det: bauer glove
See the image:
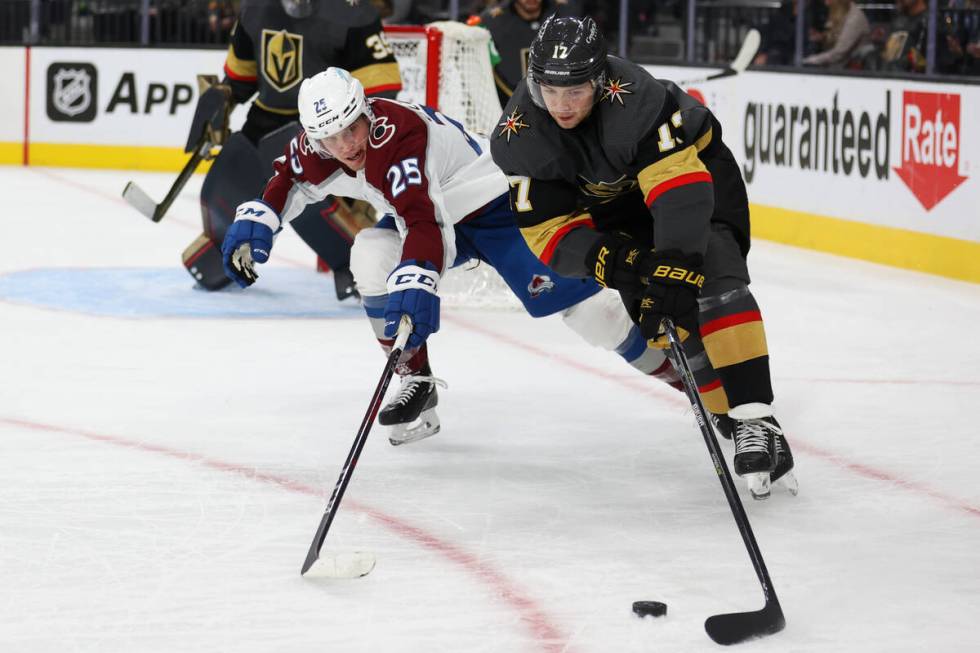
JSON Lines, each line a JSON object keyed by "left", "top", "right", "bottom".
{"left": 221, "top": 200, "right": 281, "bottom": 288}
{"left": 384, "top": 260, "right": 441, "bottom": 350}
{"left": 637, "top": 250, "right": 705, "bottom": 349}
{"left": 585, "top": 234, "right": 659, "bottom": 295}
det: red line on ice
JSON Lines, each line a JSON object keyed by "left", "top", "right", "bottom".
{"left": 1, "top": 416, "right": 573, "bottom": 653}
{"left": 443, "top": 313, "right": 980, "bottom": 521}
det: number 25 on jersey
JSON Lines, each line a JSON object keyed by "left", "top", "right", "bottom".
{"left": 387, "top": 158, "right": 422, "bottom": 197}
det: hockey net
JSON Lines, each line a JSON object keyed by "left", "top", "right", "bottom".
{"left": 384, "top": 21, "right": 519, "bottom": 310}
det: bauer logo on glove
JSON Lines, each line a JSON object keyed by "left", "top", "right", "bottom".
{"left": 652, "top": 264, "right": 704, "bottom": 288}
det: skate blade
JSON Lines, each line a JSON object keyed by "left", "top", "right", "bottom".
{"left": 303, "top": 552, "right": 376, "bottom": 579}
{"left": 388, "top": 409, "right": 441, "bottom": 446}
{"left": 774, "top": 471, "right": 799, "bottom": 496}
{"left": 745, "top": 472, "right": 772, "bottom": 500}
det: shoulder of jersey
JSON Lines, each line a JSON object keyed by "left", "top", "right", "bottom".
{"left": 362, "top": 100, "right": 427, "bottom": 171}
{"left": 490, "top": 83, "right": 559, "bottom": 175}
{"left": 597, "top": 56, "right": 667, "bottom": 142}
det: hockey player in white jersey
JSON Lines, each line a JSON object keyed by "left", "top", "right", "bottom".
{"left": 220, "top": 67, "right": 732, "bottom": 445}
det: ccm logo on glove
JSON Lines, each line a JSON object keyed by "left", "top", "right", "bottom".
{"left": 389, "top": 266, "right": 439, "bottom": 293}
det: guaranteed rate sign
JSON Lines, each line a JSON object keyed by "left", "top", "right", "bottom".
{"left": 893, "top": 91, "right": 969, "bottom": 211}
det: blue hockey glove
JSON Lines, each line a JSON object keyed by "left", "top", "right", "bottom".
{"left": 384, "top": 260, "right": 441, "bottom": 350}
{"left": 221, "top": 200, "right": 281, "bottom": 288}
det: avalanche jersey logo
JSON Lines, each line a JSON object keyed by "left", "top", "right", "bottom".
{"left": 497, "top": 109, "right": 530, "bottom": 142}
{"left": 369, "top": 116, "right": 396, "bottom": 148}
{"left": 261, "top": 29, "right": 304, "bottom": 92}
{"left": 601, "top": 77, "right": 633, "bottom": 106}
{"left": 527, "top": 274, "right": 555, "bottom": 298}
{"left": 298, "top": 132, "right": 316, "bottom": 156}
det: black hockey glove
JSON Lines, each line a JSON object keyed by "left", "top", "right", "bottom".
{"left": 585, "top": 234, "right": 659, "bottom": 295}
{"left": 637, "top": 250, "right": 705, "bottom": 349}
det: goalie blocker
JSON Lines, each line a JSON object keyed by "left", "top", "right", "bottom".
{"left": 183, "top": 124, "right": 376, "bottom": 295}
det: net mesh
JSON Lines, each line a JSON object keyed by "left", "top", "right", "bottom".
{"left": 386, "top": 21, "right": 504, "bottom": 136}
{"left": 385, "top": 22, "right": 519, "bottom": 309}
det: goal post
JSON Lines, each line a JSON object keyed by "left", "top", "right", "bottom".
{"left": 384, "top": 21, "right": 504, "bottom": 137}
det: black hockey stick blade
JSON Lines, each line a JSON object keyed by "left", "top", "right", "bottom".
{"left": 705, "top": 599, "right": 785, "bottom": 645}
{"left": 122, "top": 139, "right": 210, "bottom": 222}
{"left": 659, "top": 318, "right": 786, "bottom": 645}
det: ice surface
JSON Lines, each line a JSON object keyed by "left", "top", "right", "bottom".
{"left": 1, "top": 167, "right": 978, "bottom": 652}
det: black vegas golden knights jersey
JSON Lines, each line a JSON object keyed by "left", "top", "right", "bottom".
{"left": 490, "top": 55, "right": 751, "bottom": 280}
{"left": 223, "top": 0, "right": 401, "bottom": 116}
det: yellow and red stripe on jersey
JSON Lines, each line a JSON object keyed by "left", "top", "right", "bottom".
{"left": 700, "top": 310, "right": 769, "bottom": 368}
{"left": 697, "top": 378, "right": 731, "bottom": 416}
{"left": 351, "top": 62, "right": 402, "bottom": 96}
{"left": 519, "top": 212, "right": 595, "bottom": 265}
{"left": 637, "top": 144, "right": 712, "bottom": 207}
{"left": 223, "top": 45, "right": 257, "bottom": 82}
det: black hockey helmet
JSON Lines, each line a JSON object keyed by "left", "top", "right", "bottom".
{"left": 527, "top": 15, "right": 608, "bottom": 109}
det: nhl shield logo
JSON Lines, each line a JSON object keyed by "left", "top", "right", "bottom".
{"left": 46, "top": 62, "right": 98, "bottom": 122}
{"left": 262, "top": 29, "right": 304, "bottom": 93}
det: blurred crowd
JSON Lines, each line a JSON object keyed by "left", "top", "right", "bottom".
{"left": 1, "top": 0, "right": 977, "bottom": 76}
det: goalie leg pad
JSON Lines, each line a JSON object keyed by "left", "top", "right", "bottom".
{"left": 182, "top": 233, "right": 232, "bottom": 291}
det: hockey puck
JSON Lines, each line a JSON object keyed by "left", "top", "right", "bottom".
{"left": 632, "top": 600, "right": 667, "bottom": 618}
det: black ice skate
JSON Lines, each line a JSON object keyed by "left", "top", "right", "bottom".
{"left": 730, "top": 403, "right": 782, "bottom": 500}
{"left": 710, "top": 412, "right": 735, "bottom": 440}
{"left": 772, "top": 432, "right": 798, "bottom": 496}
{"left": 379, "top": 375, "right": 447, "bottom": 446}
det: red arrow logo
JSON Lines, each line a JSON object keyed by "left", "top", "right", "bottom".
{"left": 893, "top": 91, "right": 968, "bottom": 211}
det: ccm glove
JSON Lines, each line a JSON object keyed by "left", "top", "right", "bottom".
{"left": 221, "top": 200, "right": 281, "bottom": 288}
{"left": 585, "top": 234, "right": 659, "bottom": 295}
{"left": 637, "top": 250, "right": 705, "bottom": 348}
{"left": 384, "top": 260, "right": 441, "bottom": 350}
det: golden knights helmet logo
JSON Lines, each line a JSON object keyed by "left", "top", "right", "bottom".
{"left": 261, "top": 28, "right": 304, "bottom": 92}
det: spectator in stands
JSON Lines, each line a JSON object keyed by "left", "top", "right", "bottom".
{"left": 469, "top": 0, "right": 583, "bottom": 107}
{"left": 804, "top": 0, "right": 872, "bottom": 67}
{"left": 207, "top": 0, "right": 238, "bottom": 43}
{"left": 880, "top": 0, "right": 962, "bottom": 72}
{"left": 948, "top": 0, "right": 980, "bottom": 74}
{"left": 754, "top": 0, "right": 797, "bottom": 65}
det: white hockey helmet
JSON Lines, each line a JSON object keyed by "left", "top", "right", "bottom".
{"left": 298, "top": 68, "right": 370, "bottom": 156}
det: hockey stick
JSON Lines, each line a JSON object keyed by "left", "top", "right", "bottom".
{"left": 676, "top": 28, "right": 760, "bottom": 86}
{"left": 657, "top": 318, "right": 785, "bottom": 645}
{"left": 300, "top": 315, "right": 413, "bottom": 578}
{"left": 122, "top": 138, "right": 213, "bottom": 223}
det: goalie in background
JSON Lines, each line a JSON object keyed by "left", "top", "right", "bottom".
{"left": 180, "top": 0, "right": 402, "bottom": 298}
{"left": 220, "top": 67, "right": 718, "bottom": 447}
{"left": 490, "top": 16, "right": 797, "bottom": 499}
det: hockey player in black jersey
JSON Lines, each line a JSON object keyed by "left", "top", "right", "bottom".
{"left": 181, "top": 0, "right": 402, "bottom": 296}
{"left": 490, "top": 15, "right": 796, "bottom": 499}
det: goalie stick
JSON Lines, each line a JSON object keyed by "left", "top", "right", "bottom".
{"left": 676, "top": 28, "right": 760, "bottom": 87}
{"left": 121, "top": 138, "right": 213, "bottom": 223}
{"left": 300, "top": 315, "right": 413, "bottom": 579}
{"left": 654, "top": 318, "right": 785, "bottom": 645}
{"left": 122, "top": 77, "right": 230, "bottom": 223}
